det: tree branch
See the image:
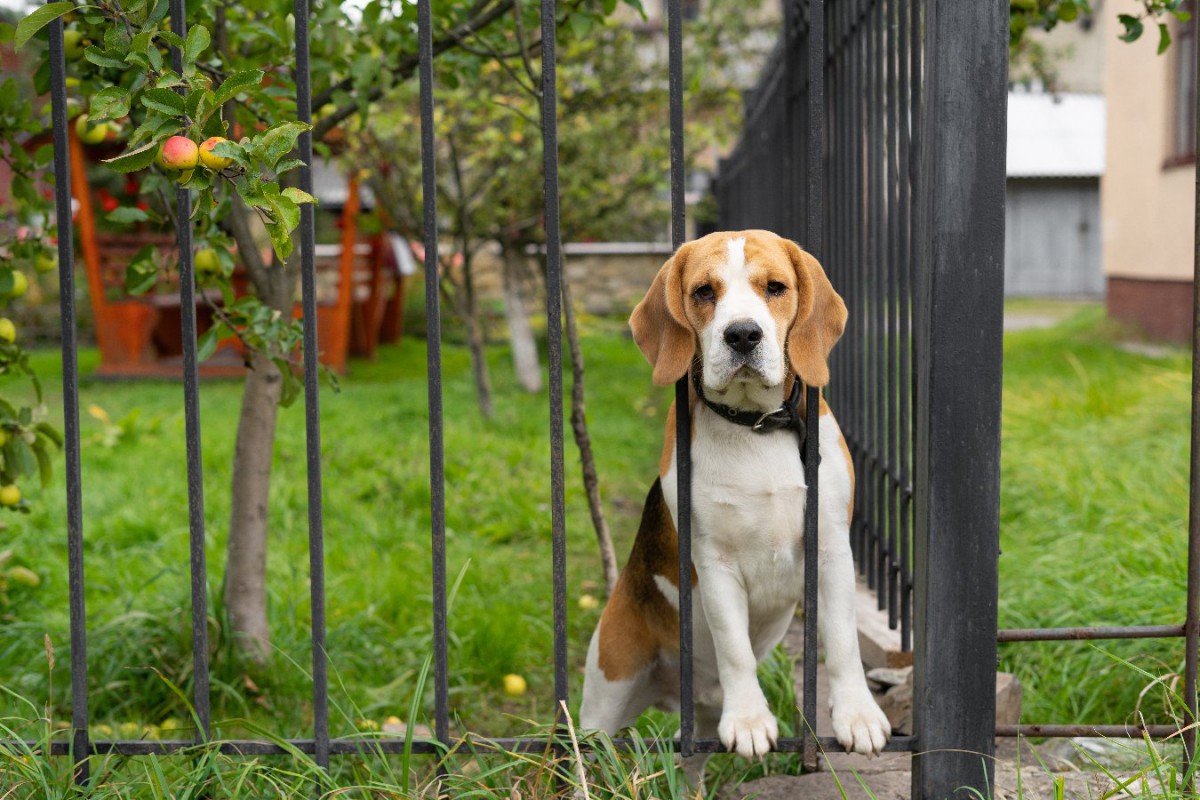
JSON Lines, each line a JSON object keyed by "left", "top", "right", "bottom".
{"left": 311, "top": 0, "right": 516, "bottom": 140}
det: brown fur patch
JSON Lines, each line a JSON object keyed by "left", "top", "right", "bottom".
{"left": 836, "top": 422, "right": 855, "bottom": 520}
{"left": 597, "top": 479, "right": 694, "bottom": 681}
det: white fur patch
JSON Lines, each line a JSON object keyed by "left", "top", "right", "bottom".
{"left": 699, "top": 238, "right": 786, "bottom": 410}
{"left": 653, "top": 574, "right": 680, "bottom": 610}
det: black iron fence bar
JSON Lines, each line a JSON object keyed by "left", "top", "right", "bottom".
{"left": 539, "top": 0, "right": 569, "bottom": 716}
{"left": 847, "top": 0, "right": 862, "bottom": 571}
{"left": 47, "top": 13, "right": 90, "bottom": 787}
{"left": 851, "top": 5, "right": 866, "bottom": 580}
{"left": 292, "top": 0, "right": 330, "bottom": 773}
{"left": 911, "top": 0, "right": 1006, "bottom": 796}
{"left": 801, "top": 0, "right": 824, "bottom": 774}
{"left": 167, "top": 0, "right": 212, "bottom": 746}
{"left": 998, "top": 625, "right": 1187, "bottom": 642}
{"left": 36, "top": 733, "right": 919, "bottom": 758}
{"left": 869, "top": 0, "right": 884, "bottom": 607}
{"left": 667, "top": 0, "right": 695, "bottom": 760}
{"left": 1184, "top": 11, "right": 1200, "bottom": 782}
{"left": 899, "top": 0, "right": 915, "bottom": 655}
{"left": 884, "top": 0, "right": 899, "bottom": 633}
{"left": 416, "top": 0, "right": 450, "bottom": 750}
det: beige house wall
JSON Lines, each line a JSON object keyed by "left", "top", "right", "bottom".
{"left": 1102, "top": 0, "right": 1195, "bottom": 283}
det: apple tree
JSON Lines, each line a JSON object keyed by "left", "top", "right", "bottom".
{"left": 5, "top": 0, "right": 618, "bottom": 662}
{"left": 356, "top": 0, "right": 773, "bottom": 592}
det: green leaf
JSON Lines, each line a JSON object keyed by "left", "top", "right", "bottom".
{"left": 158, "top": 30, "right": 184, "bottom": 49}
{"left": 254, "top": 121, "right": 309, "bottom": 170}
{"left": 14, "top": 2, "right": 74, "bottom": 50}
{"left": 276, "top": 360, "right": 301, "bottom": 407}
{"left": 102, "top": 139, "right": 162, "bottom": 173}
{"left": 34, "top": 423, "right": 63, "bottom": 449}
{"left": 124, "top": 246, "right": 160, "bottom": 295}
{"left": 184, "top": 24, "right": 210, "bottom": 64}
{"left": 210, "top": 138, "right": 248, "bottom": 165}
{"left": 569, "top": 11, "right": 594, "bottom": 40}
{"left": 281, "top": 187, "right": 317, "bottom": 205}
{"left": 213, "top": 69, "right": 263, "bottom": 106}
{"left": 1157, "top": 23, "right": 1171, "bottom": 54}
{"left": 196, "top": 327, "right": 219, "bottom": 362}
{"left": 1118, "top": 13, "right": 1144, "bottom": 43}
{"left": 274, "top": 157, "right": 306, "bottom": 175}
{"left": 142, "top": 87, "right": 185, "bottom": 116}
{"left": 129, "top": 29, "right": 154, "bottom": 54}
{"left": 32, "top": 441, "right": 52, "bottom": 488}
{"left": 89, "top": 86, "right": 131, "bottom": 120}
{"left": 148, "top": 0, "right": 169, "bottom": 24}
{"left": 105, "top": 206, "right": 150, "bottom": 224}
{"left": 4, "top": 438, "right": 37, "bottom": 480}
{"left": 84, "top": 46, "right": 127, "bottom": 69}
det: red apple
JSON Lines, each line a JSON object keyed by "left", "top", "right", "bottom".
{"left": 159, "top": 136, "right": 199, "bottom": 170}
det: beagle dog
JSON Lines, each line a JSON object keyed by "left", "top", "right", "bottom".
{"left": 579, "top": 230, "right": 890, "bottom": 767}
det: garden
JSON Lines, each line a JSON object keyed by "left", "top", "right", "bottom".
{"left": 0, "top": 301, "right": 1193, "bottom": 795}
{"left": 1, "top": 0, "right": 1197, "bottom": 795}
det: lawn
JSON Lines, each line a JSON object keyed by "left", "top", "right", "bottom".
{"left": 0, "top": 316, "right": 669, "bottom": 744}
{"left": 0, "top": 302, "right": 1193, "bottom": 794}
{"left": 998, "top": 305, "right": 1192, "bottom": 725}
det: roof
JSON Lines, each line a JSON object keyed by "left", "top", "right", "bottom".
{"left": 1007, "top": 92, "right": 1105, "bottom": 178}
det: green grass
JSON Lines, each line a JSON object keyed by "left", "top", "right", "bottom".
{"left": 0, "top": 303, "right": 1194, "bottom": 795}
{"left": 998, "top": 305, "right": 1192, "bottom": 724}
{"left": 1, "top": 316, "right": 674, "bottom": 735}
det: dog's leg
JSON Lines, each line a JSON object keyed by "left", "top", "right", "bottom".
{"left": 816, "top": 415, "right": 891, "bottom": 756}
{"left": 579, "top": 627, "right": 657, "bottom": 735}
{"left": 695, "top": 568, "right": 778, "bottom": 760}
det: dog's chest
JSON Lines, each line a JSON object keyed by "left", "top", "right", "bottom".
{"left": 664, "top": 408, "right": 807, "bottom": 594}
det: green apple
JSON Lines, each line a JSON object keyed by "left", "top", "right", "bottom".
{"left": 63, "top": 30, "right": 85, "bottom": 59}
{"left": 35, "top": 253, "right": 57, "bottom": 273}
{"left": 193, "top": 248, "right": 221, "bottom": 274}
{"left": 75, "top": 114, "right": 109, "bottom": 145}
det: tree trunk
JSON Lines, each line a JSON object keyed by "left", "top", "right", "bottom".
{"left": 560, "top": 276, "right": 618, "bottom": 594}
{"left": 462, "top": 304, "right": 495, "bottom": 419}
{"left": 224, "top": 349, "right": 284, "bottom": 662}
{"left": 220, "top": 194, "right": 297, "bottom": 662}
{"left": 502, "top": 249, "right": 542, "bottom": 393}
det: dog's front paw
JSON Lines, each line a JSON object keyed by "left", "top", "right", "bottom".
{"left": 718, "top": 699, "right": 778, "bottom": 760}
{"left": 829, "top": 691, "right": 891, "bottom": 756}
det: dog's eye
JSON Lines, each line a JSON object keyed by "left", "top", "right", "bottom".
{"left": 692, "top": 284, "right": 715, "bottom": 302}
{"left": 766, "top": 281, "right": 787, "bottom": 297}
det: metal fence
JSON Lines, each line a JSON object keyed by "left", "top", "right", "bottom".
{"left": 29, "top": 0, "right": 1199, "bottom": 798}
{"left": 718, "top": 0, "right": 1200, "bottom": 794}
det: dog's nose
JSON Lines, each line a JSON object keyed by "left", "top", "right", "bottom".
{"left": 724, "top": 320, "right": 763, "bottom": 354}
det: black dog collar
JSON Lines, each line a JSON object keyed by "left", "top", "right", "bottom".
{"left": 690, "top": 369, "right": 808, "bottom": 439}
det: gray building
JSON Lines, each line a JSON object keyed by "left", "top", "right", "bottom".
{"left": 1005, "top": 92, "right": 1105, "bottom": 297}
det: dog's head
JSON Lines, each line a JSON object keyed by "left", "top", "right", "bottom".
{"left": 629, "top": 230, "right": 846, "bottom": 408}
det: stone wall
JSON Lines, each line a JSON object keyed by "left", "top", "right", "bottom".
{"left": 469, "top": 242, "right": 673, "bottom": 317}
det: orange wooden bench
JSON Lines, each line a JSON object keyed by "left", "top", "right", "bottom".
{"left": 68, "top": 123, "right": 394, "bottom": 377}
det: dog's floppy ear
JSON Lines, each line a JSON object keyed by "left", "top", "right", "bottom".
{"left": 630, "top": 242, "right": 695, "bottom": 386}
{"left": 784, "top": 241, "right": 847, "bottom": 387}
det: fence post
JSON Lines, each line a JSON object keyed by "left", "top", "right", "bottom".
{"left": 911, "top": 0, "right": 1007, "bottom": 797}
